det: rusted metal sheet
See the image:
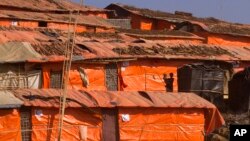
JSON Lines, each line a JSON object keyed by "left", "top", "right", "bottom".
{"left": 80, "top": 41, "right": 250, "bottom": 61}
{"left": 11, "top": 89, "right": 216, "bottom": 109}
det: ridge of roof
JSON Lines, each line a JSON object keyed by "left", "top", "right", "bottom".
{"left": 0, "top": 0, "right": 109, "bottom": 12}
{"left": 0, "top": 10, "right": 114, "bottom": 28}
{"left": 11, "top": 89, "right": 215, "bottom": 108}
{"left": 117, "top": 29, "right": 205, "bottom": 40}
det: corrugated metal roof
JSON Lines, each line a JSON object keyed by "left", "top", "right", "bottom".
{"left": 80, "top": 41, "right": 250, "bottom": 61}
{"left": 0, "top": 91, "right": 23, "bottom": 108}
{"left": 11, "top": 89, "right": 215, "bottom": 108}
{"left": 10, "top": 89, "right": 224, "bottom": 134}
{"left": 0, "top": 0, "right": 109, "bottom": 12}
{"left": 0, "top": 10, "right": 113, "bottom": 28}
{"left": 107, "top": 3, "right": 250, "bottom": 37}
{"left": 0, "top": 26, "right": 249, "bottom": 62}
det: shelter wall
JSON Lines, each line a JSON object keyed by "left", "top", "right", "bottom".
{"left": 0, "top": 19, "right": 38, "bottom": 28}
{"left": 31, "top": 108, "right": 102, "bottom": 141}
{"left": 130, "top": 14, "right": 153, "bottom": 30}
{"left": 42, "top": 63, "right": 106, "bottom": 90}
{"left": 123, "top": 13, "right": 175, "bottom": 30}
{"left": 118, "top": 108, "right": 205, "bottom": 141}
{"left": 84, "top": 12, "right": 108, "bottom": 19}
{"left": 47, "top": 23, "right": 87, "bottom": 32}
{"left": 119, "top": 60, "right": 195, "bottom": 92}
{"left": 0, "top": 109, "right": 21, "bottom": 141}
{"left": 194, "top": 32, "right": 250, "bottom": 46}
{"left": 0, "top": 19, "right": 111, "bottom": 33}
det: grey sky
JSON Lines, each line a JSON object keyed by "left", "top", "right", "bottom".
{"left": 73, "top": 0, "right": 250, "bottom": 24}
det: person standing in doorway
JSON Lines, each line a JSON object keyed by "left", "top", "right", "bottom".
{"left": 163, "top": 73, "right": 174, "bottom": 92}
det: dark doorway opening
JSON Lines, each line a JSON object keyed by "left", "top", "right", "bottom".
{"left": 229, "top": 68, "right": 250, "bottom": 113}
{"left": 38, "top": 21, "right": 48, "bottom": 27}
{"left": 102, "top": 109, "right": 119, "bottom": 141}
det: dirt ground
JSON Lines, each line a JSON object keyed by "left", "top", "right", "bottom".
{"left": 207, "top": 112, "right": 250, "bottom": 141}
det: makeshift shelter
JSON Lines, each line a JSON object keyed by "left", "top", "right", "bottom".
{"left": 106, "top": 3, "right": 250, "bottom": 47}
{"left": 0, "top": 10, "right": 114, "bottom": 32}
{"left": 106, "top": 3, "right": 177, "bottom": 30}
{"left": 177, "top": 63, "right": 232, "bottom": 109}
{"left": 1, "top": 27, "right": 250, "bottom": 92}
{"left": 0, "top": 0, "right": 112, "bottom": 18}
{"left": 0, "top": 42, "right": 43, "bottom": 89}
{"left": 0, "top": 91, "right": 23, "bottom": 141}
{"left": 42, "top": 63, "right": 106, "bottom": 90}
{"left": 11, "top": 89, "right": 225, "bottom": 141}
{"left": 78, "top": 41, "right": 250, "bottom": 92}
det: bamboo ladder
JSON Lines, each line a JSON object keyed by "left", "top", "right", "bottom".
{"left": 57, "top": 0, "right": 83, "bottom": 140}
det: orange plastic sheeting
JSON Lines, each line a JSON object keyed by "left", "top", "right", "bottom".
{"left": 85, "top": 13, "right": 108, "bottom": 19}
{"left": 42, "top": 63, "right": 106, "bottom": 90}
{"left": 119, "top": 108, "right": 205, "bottom": 141}
{"left": 196, "top": 32, "right": 250, "bottom": 46}
{"left": 140, "top": 20, "right": 153, "bottom": 30}
{"left": 68, "top": 66, "right": 106, "bottom": 90}
{"left": 119, "top": 61, "right": 178, "bottom": 91}
{"left": 19, "top": 21, "right": 38, "bottom": 28}
{"left": 31, "top": 108, "right": 102, "bottom": 141}
{"left": 96, "top": 27, "right": 115, "bottom": 33}
{"left": 205, "top": 108, "right": 225, "bottom": 135}
{"left": 0, "top": 109, "right": 21, "bottom": 141}
{"left": 0, "top": 19, "right": 11, "bottom": 26}
{"left": 48, "top": 23, "right": 87, "bottom": 33}
{"left": 131, "top": 15, "right": 154, "bottom": 30}
{"left": 208, "top": 35, "right": 250, "bottom": 46}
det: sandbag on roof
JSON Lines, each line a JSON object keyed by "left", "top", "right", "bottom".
{"left": 0, "top": 42, "right": 42, "bottom": 63}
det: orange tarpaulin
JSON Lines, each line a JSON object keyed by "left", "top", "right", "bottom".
{"left": 119, "top": 108, "right": 205, "bottom": 141}
{"left": 42, "top": 63, "right": 106, "bottom": 90}
{"left": 195, "top": 32, "right": 250, "bottom": 46}
{"left": 0, "top": 109, "right": 21, "bottom": 141}
{"left": 140, "top": 20, "right": 153, "bottom": 30}
{"left": 31, "top": 108, "right": 102, "bottom": 141}
{"left": 119, "top": 61, "right": 178, "bottom": 91}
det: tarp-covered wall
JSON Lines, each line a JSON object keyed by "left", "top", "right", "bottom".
{"left": 31, "top": 108, "right": 102, "bottom": 141}
{"left": 42, "top": 63, "right": 106, "bottom": 90}
{"left": 119, "top": 60, "right": 182, "bottom": 91}
{"left": 130, "top": 14, "right": 154, "bottom": 30}
{"left": 118, "top": 108, "right": 205, "bottom": 141}
{"left": 194, "top": 32, "right": 250, "bottom": 46}
{"left": 0, "top": 109, "right": 21, "bottom": 141}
